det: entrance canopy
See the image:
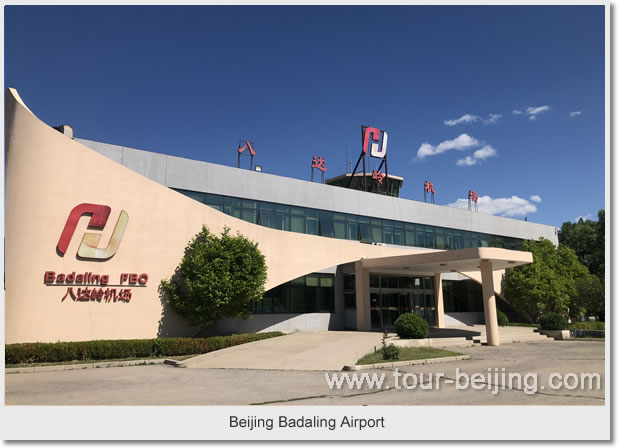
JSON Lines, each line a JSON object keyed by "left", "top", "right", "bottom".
{"left": 354, "top": 247, "right": 533, "bottom": 346}
{"left": 358, "top": 247, "right": 532, "bottom": 273}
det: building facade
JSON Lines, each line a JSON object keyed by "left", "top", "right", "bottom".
{"left": 5, "top": 88, "right": 557, "bottom": 345}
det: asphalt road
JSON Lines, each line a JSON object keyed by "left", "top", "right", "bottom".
{"left": 5, "top": 340, "right": 605, "bottom": 406}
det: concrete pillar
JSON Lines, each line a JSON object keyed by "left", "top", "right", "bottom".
{"left": 480, "top": 260, "right": 500, "bottom": 346}
{"left": 334, "top": 265, "right": 345, "bottom": 330}
{"left": 354, "top": 260, "right": 371, "bottom": 331}
{"left": 434, "top": 272, "right": 445, "bottom": 328}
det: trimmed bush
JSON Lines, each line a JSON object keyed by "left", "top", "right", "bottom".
{"left": 569, "top": 321, "right": 605, "bottom": 331}
{"left": 497, "top": 310, "right": 509, "bottom": 327}
{"left": 5, "top": 332, "right": 284, "bottom": 365}
{"left": 393, "top": 313, "right": 429, "bottom": 339}
{"left": 382, "top": 344, "right": 400, "bottom": 361}
{"left": 538, "top": 313, "right": 568, "bottom": 331}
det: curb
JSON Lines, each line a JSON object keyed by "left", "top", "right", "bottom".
{"left": 342, "top": 355, "right": 470, "bottom": 371}
{"left": 5, "top": 358, "right": 172, "bottom": 374}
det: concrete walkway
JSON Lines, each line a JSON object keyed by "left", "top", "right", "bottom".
{"left": 183, "top": 331, "right": 383, "bottom": 371}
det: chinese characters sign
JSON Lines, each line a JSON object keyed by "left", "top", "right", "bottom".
{"left": 372, "top": 170, "right": 385, "bottom": 184}
{"left": 44, "top": 271, "right": 148, "bottom": 304}
{"left": 424, "top": 181, "right": 436, "bottom": 194}
{"left": 312, "top": 156, "right": 327, "bottom": 172}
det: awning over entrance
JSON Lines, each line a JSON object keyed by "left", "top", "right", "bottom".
{"left": 357, "top": 247, "right": 532, "bottom": 272}
{"left": 354, "top": 247, "right": 533, "bottom": 346}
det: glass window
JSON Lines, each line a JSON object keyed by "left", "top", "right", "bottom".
{"left": 370, "top": 274, "right": 380, "bottom": 288}
{"left": 392, "top": 222, "right": 404, "bottom": 246}
{"left": 290, "top": 215, "right": 304, "bottom": 233}
{"left": 371, "top": 219, "right": 383, "bottom": 243}
{"left": 275, "top": 204, "right": 290, "bottom": 213}
{"left": 275, "top": 212, "right": 289, "bottom": 231}
{"left": 343, "top": 274, "right": 355, "bottom": 290}
{"left": 405, "top": 224, "right": 416, "bottom": 246}
{"left": 425, "top": 228, "right": 436, "bottom": 248}
{"left": 333, "top": 214, "right": 346, "bottom": 239}
{"left": 306, "top": 275, "right": 319, "bottom": 287}
{"left": 413, "top": 277, "right": 422, "bottom": 289}
{"left": 259, "top": 201, "right": 274, "bottom": 211}
{"left": 320, "top": 275, "right": 333, "bottom": 288}
{"left": 435, "top": 228, "right": 446, "bottom": 249}
{"left": 344, "top": 216, "right": 357, "bottom": 240}
{"left": 383, "top": 223, "right": 394, "bottom": 244}
{"left": 306, "top": 217, "right": 319, "bottom": 235}
{"left": 416, "top": 230, "right": 426, "bottom": 248}
{"left": 176, "top": 190, "right": 525, "bottom": 253}
{"left": 359, "top": 217, "right": 371, "bottom": 241}
{"left": 319, "top": 211, "right": 335, "bottom": 237}
{"left": 242, "top": 208, "right": 257, "bottom": 224}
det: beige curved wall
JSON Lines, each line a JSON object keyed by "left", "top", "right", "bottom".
{"left": 6, "top": 88, "right": 436, "bottom": 343}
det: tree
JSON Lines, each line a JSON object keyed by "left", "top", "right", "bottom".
{"left": 160, "top": 226, "right": 267, "bottom": 327}
{"left": 574, "top": 272, "right": 605, "bottom": 319}
{"left": 502, "top": 238, "right": 590, "bottom": 322}
{"left": 559, "top": 209, "right": 605, "bottom": 280}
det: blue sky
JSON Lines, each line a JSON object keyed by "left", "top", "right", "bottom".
{"left": 5, "top": 5, "right": 605, "bottom": 228}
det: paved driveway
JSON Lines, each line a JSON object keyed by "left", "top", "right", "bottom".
{"left": 5, "top": 340, "right": 604, "bottom": 406}
{"left": 183, "top": 331, "right": 383, "bottom": 370}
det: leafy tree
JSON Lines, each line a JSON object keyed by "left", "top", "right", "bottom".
{"left": 574, "top": 272, "right": 605, "bottom": 318}
{"left": 559, "top": 209, "right": 605, "bottom": 280}
{"left": 502, "top": 238, "right": 590, "bottom": 322}
{"left": 160, "top": 226, "right": 267, "bottom": 327}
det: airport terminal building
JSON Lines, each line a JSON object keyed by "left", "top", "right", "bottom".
{"left": 5, "top": 88, "right": 558, "bottom": 345}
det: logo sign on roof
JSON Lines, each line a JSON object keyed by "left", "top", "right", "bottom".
{"left": 362, "top": 127, "right": 388, "bottom": 159}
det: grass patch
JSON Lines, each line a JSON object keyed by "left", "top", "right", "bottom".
{"left": 357, "top": 347, "right": 461, "bottom": 365}
{"left": 508, "top": 323, "right": 539, "bottom": 328}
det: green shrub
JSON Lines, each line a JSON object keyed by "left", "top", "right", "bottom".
{"left": 394, "top": 313, "right": 429, "bottom": 339}
{"left": 497, "top": 310, "right": 509, "bottom": 327}
{"left": 539, "top": 313, "right": 568, "bottom": 331}
{"left": 5, "top": 332, "right": 284, "bottom": 365}
{"left": 382, "top": 344, "right": 400, "bottom": 361}
{"left": 569, "top": 321, "right": 605, "bottom": 331}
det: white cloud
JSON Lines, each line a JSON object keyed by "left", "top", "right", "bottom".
{"left": 456, "top": 145, "right": 497, "bottom": 166}
{"left": 444, "top": 114, "right": 480, "bottom": 126}
{"left": 526, "top": 105, "right": 551, "bottom": 116}
{"left": 473, "top": 145, "right": 497, "bottom": 160}
{"left": 416, "top": 133, "right": 480, "bottom": 160}
{"left": 530, "top": 195, "right": 542, "bottom": 203}
{"left": 456, "top": 156, "right": 476, "bottom": 167}
{"left": 483, "top": 114, "right": 502, "bottom": 124}
{"left": 447, "top": 195, "right": 538, "bottom": 217}
{"left": 445, "top": 113, "right": 502, "bottom": 126}
{"left": 569, "top": 111, "right": 582, "bottom": 117}
{"left": 513, "top": 105, "right": 551, "bottom": 120}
